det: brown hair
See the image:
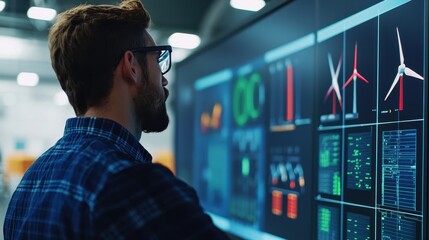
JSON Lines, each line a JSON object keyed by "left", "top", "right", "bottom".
{"left": 48, "top": 0, "right": 151, "bottom": 115}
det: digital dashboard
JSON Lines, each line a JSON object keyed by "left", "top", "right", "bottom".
{"left": 174, "top": 0, "right": 427, "bottom": 239}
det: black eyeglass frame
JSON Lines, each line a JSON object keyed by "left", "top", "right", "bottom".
{"left": 130, "top": 45, "right": 172, "bottom": 75}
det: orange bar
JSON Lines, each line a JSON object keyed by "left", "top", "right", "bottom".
{"left": 287, "top": 193, "right": 298, "bottom": 219}
{"left": 271, "top": 190, "right": 283, "bottom": 216}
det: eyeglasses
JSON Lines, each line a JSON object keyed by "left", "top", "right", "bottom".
{"left": 130, "top": 45, "right": 172, "bottom": 75}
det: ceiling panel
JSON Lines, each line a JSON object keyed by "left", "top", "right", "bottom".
{"left": 0, "top": 0, "right": 269, "bottom": 84}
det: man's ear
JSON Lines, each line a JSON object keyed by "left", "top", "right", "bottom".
{"left": 121, "top": 51, "right": 140, "bottom": 84}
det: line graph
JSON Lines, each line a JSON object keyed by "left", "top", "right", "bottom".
{"left": 200, "top": 103, "right": 222, "bottom": 133}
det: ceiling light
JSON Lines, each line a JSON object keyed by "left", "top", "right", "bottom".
{"left": 0, "top": 1, "right": 6, "bottom": 12}
{"left": 17, "top": 72, "right": 39, "bottom": 87}
{"left": 27, "top": 7, "right": 57, "bottom": 21}
{"left": 230, "top": 0, "right": 265, "bottom": 11}
{"left": 168, "top": 33, "right": 201, "bottom": 49}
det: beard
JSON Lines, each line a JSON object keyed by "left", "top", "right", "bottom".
{"left": 134, "top": 80, "right": 169, "bottom": 133}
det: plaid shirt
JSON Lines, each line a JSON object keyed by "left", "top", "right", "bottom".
{"left": 4, "top": 117, "right": 228, "bottom": 240}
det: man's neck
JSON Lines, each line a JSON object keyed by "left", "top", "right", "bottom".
{"left": 84, "top": 105, "right": 141, "bottom": 140}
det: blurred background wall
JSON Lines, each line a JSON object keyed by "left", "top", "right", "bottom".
{"left": 0, "top": 0, "right": 264, "bottom": 236}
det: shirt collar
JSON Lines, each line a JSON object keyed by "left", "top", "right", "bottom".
{"left": 64, "top": 117, "right": 152, "bottom": 163}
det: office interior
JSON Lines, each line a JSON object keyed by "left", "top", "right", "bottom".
{"left": 0, "top": 0, "right": 256, "bottom": 238}
{"left": 1, "top": 0, "right": 428, "bottom": 239}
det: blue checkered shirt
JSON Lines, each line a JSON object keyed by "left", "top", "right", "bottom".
{"left": 4, "top": 117, "right": 229, "bottom": 239}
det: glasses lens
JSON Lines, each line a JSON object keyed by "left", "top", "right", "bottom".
{"left": 158, "top": 50, "right": 171, "bottom": 74}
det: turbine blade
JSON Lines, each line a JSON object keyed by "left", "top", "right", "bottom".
{"left": 404, "top": 67, "right": 424, "bottom": 80}
{"left": 396, "top": 28, "right": 404, "bottom": 64}
{"left": 335, "top": 54, "right": 343, "bottom": 77}
{"left": 385, "top": 73, "right": 400, "bottom": 101}
{"left": 324, "top": 86, "right": 333, "bottom": 102}
{"left": 343, "top": 74, "right": 354, "bottom": 88}
{"left": 338, "top": 94, "right": 343, "bottom": 109}
{"left": 355, "top": 72, "right": 369, "bottom": 83}
{"left": 333, "top": 82, "right": 342, "bottom": 102}
{"left": 328, "top": 54, "right": 335, "bottom": 78}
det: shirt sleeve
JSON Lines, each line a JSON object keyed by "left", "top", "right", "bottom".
{"left": 92, "top": 163, "right": 230, "bottom": 240}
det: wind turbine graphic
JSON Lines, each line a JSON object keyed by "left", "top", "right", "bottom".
{"left": 324, "top": 53, "right": 343, "bottom": 115}
{"left": 343, "top": 42, "right": 369, "bottom": 115}
{"left": 384, "top": 28, "right": 424, "bottom": 111}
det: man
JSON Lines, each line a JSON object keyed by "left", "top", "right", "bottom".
{"left": 3, "top": 0, "right": 229, "bottom": 239}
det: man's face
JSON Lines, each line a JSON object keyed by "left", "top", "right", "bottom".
{"left": 134, "top": 38, "right": 170, "bottom": 133}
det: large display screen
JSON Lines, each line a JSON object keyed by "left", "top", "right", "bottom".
{"left": 174, "top": 0, "right": 427, "bottom": 239}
